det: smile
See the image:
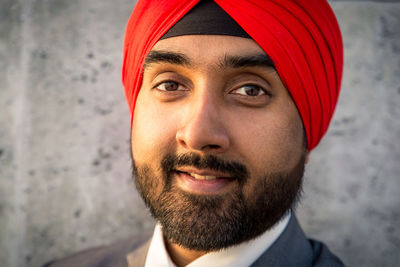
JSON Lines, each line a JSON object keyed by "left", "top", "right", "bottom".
{"left": 174, "top": 168, "right": 235, "bottom": 194}
{"left": 188, "top": 173, "right": 217, "bottom": 180}
{"left": 175, "top": 167, "right": 232, "bottom": 180}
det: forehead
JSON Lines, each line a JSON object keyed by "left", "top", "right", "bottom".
{"left": 149, "top": 35, "right": 267, "bottom": 66}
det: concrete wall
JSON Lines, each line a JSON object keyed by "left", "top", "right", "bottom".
{"left": 0, "top": 1, "right": 399, "bottom": 266}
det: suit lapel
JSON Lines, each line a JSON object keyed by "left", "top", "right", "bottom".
{"left": 251, "top": 215, "right": 313, "bottom": 267}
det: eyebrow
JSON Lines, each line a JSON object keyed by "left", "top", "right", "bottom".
{"left": 143, "top": 50, "right": 275, "bottom": 70}
{"left": 220, "top": 54, "right": 275, "bottom": 69}
{"left": 144, "top": 50, "right": 190, "bottom": 68}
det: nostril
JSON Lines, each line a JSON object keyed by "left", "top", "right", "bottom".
{"left": 207, "top": 144, "right": 221, "bottom": 149}
{"left": 178, "top": 139, "right": 187, "bottom": 148}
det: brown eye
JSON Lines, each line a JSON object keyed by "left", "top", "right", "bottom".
{"left": 233, "top": 85, "right": 267, "bottom": 97}
{"left": 155, "top": 81, "right": 181, "bottom": 91}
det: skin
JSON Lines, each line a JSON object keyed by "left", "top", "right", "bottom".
{"left": 131, "top": 35, "right": 308, "bottom": 266}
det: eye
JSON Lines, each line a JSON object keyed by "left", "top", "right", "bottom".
{"left": 154, "top": 81, "right": 185, "bottom": 92}
{"left": 231, "top": 85, "right": 268, "bottom": 97}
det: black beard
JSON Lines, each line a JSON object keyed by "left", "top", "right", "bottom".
{"left": 132, "top": 152, "right": 305, "bottom": 252}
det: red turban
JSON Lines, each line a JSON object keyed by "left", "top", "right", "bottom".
{"left": 122, "top": 0, "right": 343, "bottom": 151}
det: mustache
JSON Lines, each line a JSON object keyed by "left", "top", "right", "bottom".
{"left": 161, "top": 153, "right": 249, "bottom": 182}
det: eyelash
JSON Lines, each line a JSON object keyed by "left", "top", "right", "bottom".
{"left": 154, "top": 81, "right": 269, "bottom": 94}
{"left": 151, "top": 78, "right": 272, "bottom": 107}
{"left": 231, "top": 84, "right": 271, "bottom": 97}
{"left": 153, "top": 80, "right": 186, "bottom": 92}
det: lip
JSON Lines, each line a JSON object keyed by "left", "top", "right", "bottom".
{"left": 174, "top": 168, "right": 235, "bottom": 194}
{"left": 175, "top": 167, "right": 231, "bottom": 179}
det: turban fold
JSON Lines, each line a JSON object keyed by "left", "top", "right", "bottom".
{"left": 122, "top": 0, "right": 343, "bottom": 151}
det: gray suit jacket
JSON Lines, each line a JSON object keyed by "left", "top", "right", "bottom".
{"left": 44, "top": 216, "right": 344, "bottom": 267}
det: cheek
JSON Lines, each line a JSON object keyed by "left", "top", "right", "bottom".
{"left": 230, "top": 108, "right": 304, "bottom": 173}
{"left": 131, "top": 96, "right": 179, "bottom": 164}
{"left": 267, "top": 115, "right": 304, "bottom": 161}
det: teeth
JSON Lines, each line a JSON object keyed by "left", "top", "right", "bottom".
{"left": 189, "top": 173, "right": 217, "bottom": 180}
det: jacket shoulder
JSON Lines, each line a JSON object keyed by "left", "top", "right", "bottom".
{"left": 251, "top": 215, "right": 345, "bottom": 267}
{"left": 309, "top": 239, "right": 345, "bottom": 267}
{"left": 43, "top": 233, "right": 151, "bottom": 267}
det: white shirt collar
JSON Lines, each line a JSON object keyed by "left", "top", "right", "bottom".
{"left": 144, "top": 212, "right": 291, "bottom": 267}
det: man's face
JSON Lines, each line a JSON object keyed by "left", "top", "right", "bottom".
{"left": 131, "top": 35, "right": 307, "bottom": 251}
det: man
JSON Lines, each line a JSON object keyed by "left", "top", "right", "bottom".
{"left": 46, "top": 0, "right": 344, "bottom": 266}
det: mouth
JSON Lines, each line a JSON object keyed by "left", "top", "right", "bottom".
{"left": 177, "top": 171, "right": 229, "bottom": 180}
{"left": 174, "top": 168, "right": 236, "bottom": 194}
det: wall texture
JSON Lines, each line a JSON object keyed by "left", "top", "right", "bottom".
{"left": 0, "top": 1, "right": 399, "bottom": 267}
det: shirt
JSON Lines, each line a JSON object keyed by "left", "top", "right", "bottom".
{"left": 144, "top": 212, "right": 291, "bottom": 267}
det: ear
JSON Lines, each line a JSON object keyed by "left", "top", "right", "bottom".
{"left": 305, "top": 151, "right": 310, "bottom": 164}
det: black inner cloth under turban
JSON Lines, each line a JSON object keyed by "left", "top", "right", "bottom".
{"left": 161, "top": 0, "right": 251, "bottom": 40}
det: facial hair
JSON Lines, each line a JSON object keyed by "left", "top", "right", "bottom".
{"left": 132, "top": 152, "right": 305, "bottom": 252}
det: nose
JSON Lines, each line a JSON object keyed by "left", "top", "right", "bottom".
{"left": 176, "top": 93, "right": 230, "bottom": 154}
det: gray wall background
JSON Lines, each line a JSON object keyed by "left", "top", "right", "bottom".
{"left": 0, "top": 0, "right": 399, "bottom": 266}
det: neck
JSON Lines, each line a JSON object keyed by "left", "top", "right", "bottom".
{"left": 165, "top": 239, "right": 207, "bottom": 267}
